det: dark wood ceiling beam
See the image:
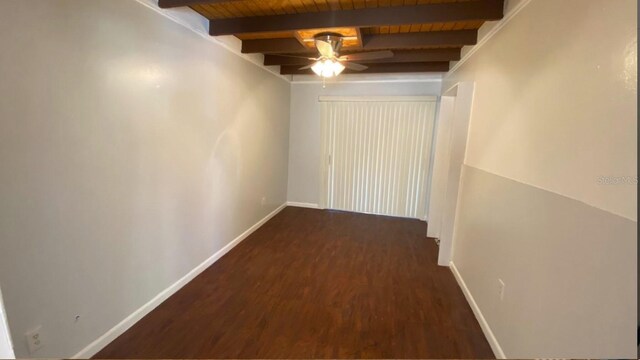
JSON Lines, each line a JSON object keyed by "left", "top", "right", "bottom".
{"left": 158, "top": 0, "right": 239, "bottom": 8}
{"left": 362, "top": 31, "right": 477, "bottom": 49}
{"left": 264, "top": 48, "right": 462, "bottom": 66}
{"left": 280, "top": 62, "right": 450, "bottom": 75}
{"left": 242, "top": 38, "right": 304, "bottom": 54}
{"left": 209, "top": 0, "right": 503, "bottom": 36}
{"left": 243, "top": 30, "right": 477, "bottom": 54}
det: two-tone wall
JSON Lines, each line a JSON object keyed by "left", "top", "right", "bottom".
{"left": 0, "top": 0, "right": 290, "bottom": 357}
{"left": 444, "top": 0, "right": 637, "bottom": 358}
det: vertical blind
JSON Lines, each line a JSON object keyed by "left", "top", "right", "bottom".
{"left": 320, "top": 98, "right": 437, "bottom": 219}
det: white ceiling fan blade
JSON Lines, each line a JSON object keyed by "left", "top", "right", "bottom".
{"left": 343, "top": 62, "right": 368, "bottom": 71}
{"left": 339, "top": 50, "right": 394, "bottom": 62}
{"left": 315, "top": 40, "right": 334, "bottom": 58}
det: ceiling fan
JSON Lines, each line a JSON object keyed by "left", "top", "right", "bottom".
{"left": 289, "top": 32, "right": 395, "bottom": 78}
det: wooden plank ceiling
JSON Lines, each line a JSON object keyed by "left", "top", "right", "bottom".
{"left": 158, "top": 0, "right": 504, "bottom": 75}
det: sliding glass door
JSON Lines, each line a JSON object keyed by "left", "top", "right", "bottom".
{"left": 319, "top": 97, "right": 437, "bottom": 219}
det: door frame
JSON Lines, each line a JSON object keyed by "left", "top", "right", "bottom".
{"left": 0, "top": 286, "right": 15, "bottom": 358}
{"left": 427, "top": 82, "right": 475, "bottom": 266}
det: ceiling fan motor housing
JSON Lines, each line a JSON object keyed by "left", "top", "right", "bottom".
{"left": 313, "top": 32, "right": 344, "bottom": 56}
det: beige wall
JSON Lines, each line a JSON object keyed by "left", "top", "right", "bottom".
{"left": 0, "top": 0, "right": 290, "bottom": 357}
{"left": 444, "top": 0, "right": 637, "bottom": 358}
{"left": 454, "top": 166, "right": 636, "bottom": 358}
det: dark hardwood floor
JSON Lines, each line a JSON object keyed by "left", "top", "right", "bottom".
{"left": 94, "top": 206, "right": 493, "bottom": 359}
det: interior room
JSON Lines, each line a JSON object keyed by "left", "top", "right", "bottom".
{"left": 0, "top": 0, "right": 636, "bottom": 359}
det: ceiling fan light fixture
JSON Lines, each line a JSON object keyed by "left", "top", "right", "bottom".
{"left": 333, "top": 61, "right": 346, "bottom": 75}
{"left": 311, "top": 59, "right": 345, "bottom": 78}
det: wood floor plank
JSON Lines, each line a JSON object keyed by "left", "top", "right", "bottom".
{"left": 94, "top": 207, "right": 494, "bottom": 358}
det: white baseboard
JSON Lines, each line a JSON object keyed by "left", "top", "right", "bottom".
{"left": 286, "top": 201, "right": 320, "bottom": 209}
{"left": 72, "top": 203, "right": 287, "bottom": 359}
{"left": 450, "top": 261, "right": 506, "bottom": 359}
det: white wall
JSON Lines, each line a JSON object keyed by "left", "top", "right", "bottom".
{"left": 0, "top": 0, "right": 290, "bottom": 358}
{"left": 443, "top": 0, "right": 637, "bottom": 357}
{"left": 287, "top": 80, "right": 442, "bottom": 207}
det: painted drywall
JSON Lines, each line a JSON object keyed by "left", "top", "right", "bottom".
{"left": 445, "top": 0, "right": 637, "bottom": 221}
{"left": 0, "top": 0, "right": 290, "bottom": 358}
{"left": 443, "top": 0, "right": 637, "bottom": 357}
{"left": 453, "top": 166, "right": 637, "bottom": 358}
{"left": 287, "top": 81, "right": 442, "bottom": 207}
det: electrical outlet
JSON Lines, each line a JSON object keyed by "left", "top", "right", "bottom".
{"left": 498, "top": 279, "right": 505, "bottom": 301}
{"left": 25, "top": 326, "right": 44, "bottom": 354}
